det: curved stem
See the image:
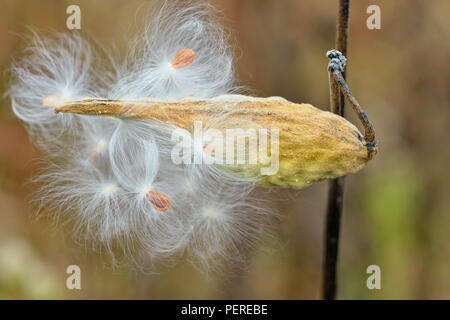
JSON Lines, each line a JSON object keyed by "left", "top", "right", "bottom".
{"left": 329, "top": 64, "right": 377, "bottom": 159}
{"left": 330, "top": 70, "right": 376, "bottom": 145}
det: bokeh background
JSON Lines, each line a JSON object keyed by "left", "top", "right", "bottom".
{"left": 0, "top": 0, "right": 449, "bottom": 299}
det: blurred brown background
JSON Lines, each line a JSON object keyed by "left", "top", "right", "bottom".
{"left": 0, "top": 0, "right": 449, "bottom": 299}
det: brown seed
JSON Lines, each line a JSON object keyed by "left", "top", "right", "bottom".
{"left": 171, "top": 49, "right": 195, "bottom": 69}
{"left": 42, "top": 93, "right": 62, "bottom": 107}
{"left": 89, "top": 150, "right": 98, "bottom": 163}
{"left": 146, "top": 190, "right": 170, "bottom": 212}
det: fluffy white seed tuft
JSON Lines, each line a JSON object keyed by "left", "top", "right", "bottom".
{"left": 8, "top": 0, "right": 273, "bottom": 273}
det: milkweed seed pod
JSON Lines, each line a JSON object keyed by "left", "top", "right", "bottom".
{"left": 55, "top": 95, "right": 376, "bottom": 188}
{"left": 7, "top": 0, "right": 376, "bottom": 272}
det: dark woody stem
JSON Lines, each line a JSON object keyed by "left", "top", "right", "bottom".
{"left": 323, "top": 1, "right": 377, "bottom": 300}
{"left": 322, "top": 0, "right": 350, "bottom": 301}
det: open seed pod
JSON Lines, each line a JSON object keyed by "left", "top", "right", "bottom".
{"left": 55, "top": 95, "right": 377, "bottom": 188}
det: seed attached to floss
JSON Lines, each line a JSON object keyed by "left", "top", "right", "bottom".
{"left": 89, "top": 151, "right": 98, "bottom": 163}
{"left": 42, "top": 93, "right": 62, "bottom": 107}
{"left": 146, "top": 190, "right": 170, "bottom": 212}
{"left": 89, "top": 140, "right": 106, "bottom": 163}
{"left": 171, "top": 48, "right": 195, "bottom": 69}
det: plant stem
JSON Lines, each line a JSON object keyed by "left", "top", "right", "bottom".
{"left": 322, "top": 0, "right": 350, "bottom": 300}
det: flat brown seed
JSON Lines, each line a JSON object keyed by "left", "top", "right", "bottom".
{"left": 42, "top": 93, "right": 62, "bottom": 107}
{"left": 89, "top": 150, "right": 98, "bottom": 163}
{"left": 146, "top": 190, "right": 170, "bottom": 212}
{"left": 171, "top": 49, "right": 195, "bottom": 69}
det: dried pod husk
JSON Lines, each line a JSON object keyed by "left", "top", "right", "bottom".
{"left": 55, "top": 95, "right": 377, "bottom": 188}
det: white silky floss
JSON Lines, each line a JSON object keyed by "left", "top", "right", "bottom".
{"left": 8, "top": 1, "right": 274, "bottom": 272}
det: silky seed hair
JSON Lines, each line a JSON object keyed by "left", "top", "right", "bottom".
{"left": 8, "top": 0, "right": 273, "bottom": 272}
